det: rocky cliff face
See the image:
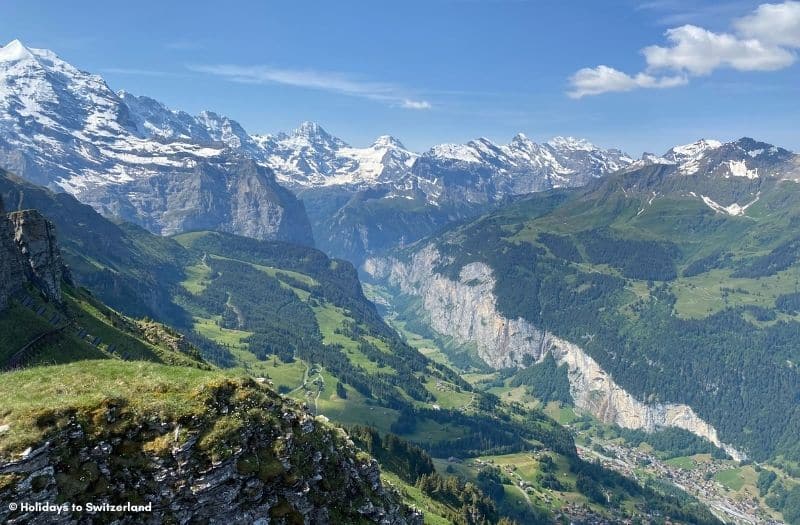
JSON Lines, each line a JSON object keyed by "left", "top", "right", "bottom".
{"left": 0, "top": 377, "right": 421, "bottom": 525}
{"left": 0, "top": 198, "right": 64, "bottom": 310}
{"left": 364, "top": 246, "right": 743, "bottom": 460}
{"left": 82, "top": 157, "right": 314, "bottom": 244}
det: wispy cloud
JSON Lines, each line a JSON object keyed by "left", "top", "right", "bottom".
{"left": 570, "top": 1, "right": 800, "bottom": 98}
{"left": 189, "top": 64, "right": 433, "bottom": 110}
{"left": 401, "top": 99, "right": 432, "bottom": 109}
{"left": 636, "top": 0, "right": 759, "bottom": 26}
{"left": 101, "top": 67, "right": 180, "bottom": 77}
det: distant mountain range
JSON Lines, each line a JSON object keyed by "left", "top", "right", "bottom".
{"left": 0, "top": 39, "right": 798, "bottom": 262}
{"left": 0, "top": 40, "right": 312, "bottom": 245}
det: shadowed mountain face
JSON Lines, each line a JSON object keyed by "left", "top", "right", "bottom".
{"left": 0, "top": 197, "right": 64, "bottom": 309}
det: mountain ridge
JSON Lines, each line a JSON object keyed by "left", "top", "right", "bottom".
{"left": 0, "top": 40, "right": 313, "bottom": 246}
{"left": 5, "top": 39, "right": 798, "bottom": 268}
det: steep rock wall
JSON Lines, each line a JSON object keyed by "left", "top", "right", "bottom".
{"left": 80, "top": 158, "right": 315, "bottom": 246}
{"left": 364, "top": 245, "right": 743, "bottom": 460}
{"left": 0, "top": 198, "right": 64, "bottom": 310}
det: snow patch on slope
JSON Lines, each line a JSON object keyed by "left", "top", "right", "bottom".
{"left": 726, "top": 160, "right": 759, "bottom": 179}
{"left": 700, "top": 193, "right": 760, "bottom": 216}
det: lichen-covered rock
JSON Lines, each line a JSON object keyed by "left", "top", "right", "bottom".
{"left": 0, "top": 377, "right": 422, "bottom": 525}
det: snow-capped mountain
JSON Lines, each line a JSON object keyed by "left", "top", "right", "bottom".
{"left": 0, "top": 38, "right": 642, "bottom": 264}
{"left": 7, "top": 39, "right": 798, "bottom": 265}
{"left": 629, "top": 137, "right": 797, "bottom": 181}
{"left": 297, "top": 134, "right": 635, "bottom": 263}
{"left": 0, "top": 40, "right": 313, "bottom": 244}
{"left": 259, "top": 128, "right": 633, "bottom": 199}
{"left": 614, "top": 137, "right": 799, "bottom": 218}
{"left": 0, "top": 38, "right": 635, "bottom": 213}
{"left": 393, "top": 133, "right": 634, "bottom": 205}
{"left": 253, "top": 122, "right": 417, "bottom": 188}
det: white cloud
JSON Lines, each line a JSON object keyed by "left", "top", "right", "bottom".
{"left": 569, "top": 1, "right": 800, "bottom": 97}
{"left": 401, "top": 99, "right": 432, "bottom": 109}
{"left": 735, "top": 1, "right": 800, "bottom": 47}
{"left": 567, "top": 65, "right": 687, "bottom": 98}
{"left": 643, "top": 24, "right": 795, "bottom": 75}
{"left": 190, "top": 64, "right": 432, "bottom": 110}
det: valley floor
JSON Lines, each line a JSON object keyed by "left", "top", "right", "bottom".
{"left": 574, "top": 433, "right": 781, "bottom": 524}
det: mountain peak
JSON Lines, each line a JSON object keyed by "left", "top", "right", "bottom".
{"left": 0, "top": 39, "right": 64, "bottom": 68}
{"left": 731, "top": 137, "right": 789, "bottom": 156}
{"left": 547, "top": 136, "right": 597, "bottom": 151}
{"left": 283, "top": 121, "right": 348, "bottom": 151}
{"left": 0, "top": 39, "right": 35, "bottom": 62}
{"left": 467, "top": 137, "right": 501, "bottom": 151}
{"left": 371, "top": 135, "right": 406, "bottom": 150}
{"left": 294, "top": 120, "right": 328, "bottom": 138}
{"left": 667, "top": 139, "right": 722, "bottom": 159}
{"left": 119, "top": 90, "right": 168, "bottom": 110}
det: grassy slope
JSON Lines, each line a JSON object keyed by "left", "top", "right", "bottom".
{"left": 171, "top": 231, "right": 471, "bottom": 436}
{"left": 380, "top": 472, "right": 457, "bottom": 525}
{"left": 0, "top": 284, "right": 208, "bottom": 370}
{"left": 0, "top": 360, "right": 223, "bottom": 455}
{"left": 168, "top": 233, "right": 695, "bottom": 522}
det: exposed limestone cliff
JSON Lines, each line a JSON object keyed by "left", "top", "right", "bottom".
{"left": 364, "top": 245, "right": 743, "bottom": 460}
{"left": 0, "top": 198, "right": 64, "bottom": 310}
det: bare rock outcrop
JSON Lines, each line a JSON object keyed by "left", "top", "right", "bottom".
{"left": 0, "top": 197, "right": 65, "bottom": 309}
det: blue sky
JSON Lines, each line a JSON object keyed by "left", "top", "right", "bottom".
{"left": 2, "top": 0, "right": 798, "bottom": 154}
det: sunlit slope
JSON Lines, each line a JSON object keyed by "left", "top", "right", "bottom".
{"left": 395, "top": 171, "right": 800, "bottom": 462}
